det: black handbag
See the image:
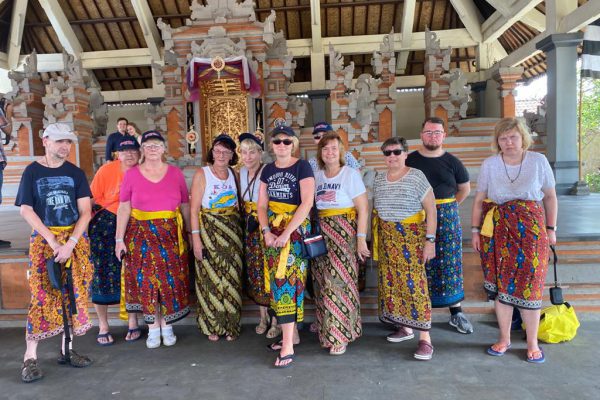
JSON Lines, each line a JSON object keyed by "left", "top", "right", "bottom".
{"left": 301, "top": 207, "right": 327, "bottom": 260}
{"left": 549, "top": 245, "right": 564, "bottom": 305}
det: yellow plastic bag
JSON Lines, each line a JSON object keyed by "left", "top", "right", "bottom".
{"left": 538, "top": 303, "right": 580, "bottom": 343}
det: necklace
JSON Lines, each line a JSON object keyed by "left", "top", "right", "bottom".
{"left": 210, "top": 165, "right": 228, "bottom": 182}
{"left": 501, "top": 152, "right": 524, "bottom": 184}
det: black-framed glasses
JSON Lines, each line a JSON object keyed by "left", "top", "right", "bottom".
{"left": 272, "top": 139, "right": 293, "bottom": 146}
{"left": 422, "top": 130, "right": 444, "bottom": 136}
{"left": 383, "top": 149, "right": 403, "bottom": 156}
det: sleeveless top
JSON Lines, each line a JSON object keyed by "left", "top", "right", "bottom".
{"left": 240, "top": 165, "right": 263, "bottom": 202}
{"left": 201, "top": 166, "right": 238, "bottom": 209}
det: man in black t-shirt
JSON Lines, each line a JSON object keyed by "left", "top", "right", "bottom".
{"left": 405, "top": 117, "right": 474, "bottom": 335}
{"left": 104, "top": 117, "right": 129, "bottom": 162}
{"left": 15, "top": 123, "right": 94, "bottom": 383}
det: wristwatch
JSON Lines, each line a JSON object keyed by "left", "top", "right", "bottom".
{"left": 425, "top": 235, "right": 436, "bottom": 243}
{"left": 261, "top": 226, "right": 271, "bottom": 234}
{"left": 546, "top": 225, "right": 557, "bottom": 232}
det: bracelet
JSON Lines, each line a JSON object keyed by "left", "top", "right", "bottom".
{"left": 356, "top": 233, "right": 367, "bottom": 238}
{"left": 68, "top": 236, "right": 78, "bottom": 244}
{"left": 471, "top": 227, "right": 481, "bottom": 233}
{"left": 115, "top": 238, "right": 124, "bottom": 243}
{"left": 261, "top": 226, "right": 271, "bottom": 234}
{"left": 471, "top": 225, "right": 481, "bottom": 229}
{"left": 546, "top": 225, "right": 557, "bottom": 232}
{"left": 191, "top": 230, "right": 200, "bottom": 234}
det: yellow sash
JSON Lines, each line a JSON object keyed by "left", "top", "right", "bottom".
{"left": 200, "top": 206, "right": 238, "bottom": 216}
{"left": 131, "top": 208, "right": 186, "bottom": 255}
{"left": 244, "top": 201, "right": 257, "bottom": 215}
{"left": 371, "top": 210, "right": 426, "bottom": 262}
{"left": 318, "top": 207, "right": 356, "bottom": 219}
{"left": 435, "top": 198, "right": 456, "bottom": 205}
{"left": 48, "top": 225, "right": 75, "bottom": 269}
{"left": 480, "top": 199, "right": 497, "bottom": 238}
{"left": 265, "top": 201, "right": 298, "bottom": 292}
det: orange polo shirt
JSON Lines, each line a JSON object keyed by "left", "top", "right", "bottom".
{"left": 90, "top": 160, "right": 124, "bottom": 214}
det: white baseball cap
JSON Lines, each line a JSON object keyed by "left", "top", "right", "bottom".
{"left": 42, "top": 123, "right": 78, "bottom": 143}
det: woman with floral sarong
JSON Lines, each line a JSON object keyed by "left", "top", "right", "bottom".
{"left": 257, "top": 125, "right": 314, "bottom": 368}
{"left": 313, "top": 132, "right": 370, "bottom": 356}
{"left": 115, "top": 130, "right": 192, "bottom": 349}
{"left": 472, "top": 118, "right": 557, "bottom": 364}
{"left": 373, "top": 137, "right": 437, "bottom": 361}
{"left": 191, "top": 134, "right": 243, "bottom": 342}
{"left": 238, "top": 132, "right": 281, "bottom": 338}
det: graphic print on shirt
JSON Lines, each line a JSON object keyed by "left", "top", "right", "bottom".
{"left": 316, "top": 182, "right": 340, "bottom": 203}
{"left": 265, "top": 171, "right": 298, "bottom": 201}
{"left": 207, "top": 182, "right": 237, "bottom": 209}
{"left": 36, "top": 176, "right": 78, "bottom": 226}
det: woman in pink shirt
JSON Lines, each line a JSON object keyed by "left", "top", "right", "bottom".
{"left": 115, "top": 131, "right": 192, "bottom": 349}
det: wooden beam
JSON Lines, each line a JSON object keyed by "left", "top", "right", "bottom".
{"left": 289, "top": 75, "right": 427, "bottom": 93}
{"left": 546, "top": 0, "right": 577, "bottom": 34}
{"left": 37, "top": 0, "right": 83, "bottom": 54}
{"left": 482, "top": 0, "right": 544, "bottom": 44}
{"left": 397, "top": 0, "right": 416, "bottom": 75}
{"left": 101, "top": 88, "right": 164, "bottom": 102}
{"left": 19, "top": 49, "right": 154, "bottom": 71}
{"left": 8, "top": 0, "right": 28, "bottom": 70}
{"left": 131, "top": 0, "right": 162, "bottom": 61}
{"left": 309, "top": 0, "right": 325, "bottom": 89}
{"left": 449, "top": 0, "right": 483, "bottom": 42}
{"left": 520, "top": 8, "right": 546, "bottom": 32}
{"left": 559, "top": 0, "right": 600, "bottom": 33}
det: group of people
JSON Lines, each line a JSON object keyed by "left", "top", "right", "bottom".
{"left": 13, "top": 114, "right": 557, "bottom": 382}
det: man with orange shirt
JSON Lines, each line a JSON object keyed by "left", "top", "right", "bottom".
{"left": 89, "top": 136, "right": 141, "bottom": 345}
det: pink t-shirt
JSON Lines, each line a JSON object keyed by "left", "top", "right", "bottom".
{"left": 120, "top": 165, "right": 189, "bottom": 211}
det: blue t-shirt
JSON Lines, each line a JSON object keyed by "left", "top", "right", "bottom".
{"left": 260, "top": 159, "right": 313, "bottom": 205}
{"left": 15, "top": 161, "right": 91, "bottom": 227}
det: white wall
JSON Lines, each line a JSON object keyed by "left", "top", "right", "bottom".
{"left": 106, "top": 104, "right": 149, "bottom": 135}
{"left": 396, "top": 91, "right": 425, "bottom": 139}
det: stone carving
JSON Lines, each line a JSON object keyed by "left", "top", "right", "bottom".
{"left": 329, "top": 43, "right": 353, "bottom": 88}
{"left": 285, "top": 96, "right": 307, "bottom": 127}
{"left": 23, "top": 50, "right": 38, "bottom": 78}
{"left": 524, "top": 96, "right": 547, "bottom": 135}
{"left": 88, "top": 87, "right": 108, "bottom": 138}
{"left": 189, "top": 26, "right": 247, "bottom": 59}
{"left": 157, "top": 18, "right": 174, "bottom": 51}
{"left": 146, "top": 101, "right": 167, "bottom": 133}
{"left": 425, "top": 28, "right": 451, "bottom": 72}
{"left": 442, "top": 69, "right": 471, "bottom": 118}
{"left": 64, "top": 51, "right": 85, "bottom": 86}
{"left": 151, "top": 62, "right": 164, "bottom": 85}
{"left": 42, "top": 77, "right": 69, "bottom": 127}
{"left": 266, "top": 31, "right": 288, "bottom": 59}
{"left": 189, "top": 0, "right": 256, "bottom": 24}
{"left": 263, "top": 10, "right": 276, "bottom": 45}
{"left": 351, "top": 74, "right": 380, "bottom": 137}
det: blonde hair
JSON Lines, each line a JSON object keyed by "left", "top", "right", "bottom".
{"left": 240, "top": 138, "right": 263, "bottom": 153}
{"left": 492, "top": 118, "right": 533, "bottom": 153}
{"left": 139, "top": 140, "right": 167, "bottom": 163}
{"left": 316, "top": 132, "right": 346, "bottom": 170}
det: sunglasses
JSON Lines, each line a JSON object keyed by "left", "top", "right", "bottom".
{"left": 313, "top": 135, "right": 322, "bottom": 140}
{"left": 272, "top": 139, "right": 293, "bottom": 146}
{"left": 383, "top": 149, "right": 403, "bottom": 156}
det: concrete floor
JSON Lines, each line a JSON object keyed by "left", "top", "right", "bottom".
{"left": 0, "top": 321, "right": 598, "bottom": 400}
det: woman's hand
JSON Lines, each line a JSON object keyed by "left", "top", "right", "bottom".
{"left": 423, "top": 241, "right": 435, "bottom": 263}
{"left": 115, "top": 241, "right": 127, "bottom": 261}
{"left": 192, "top": 236, "right": 204, "bottom": 261}
{"left": 357, "top": 237, "right": 370, "bottom": 261}
{"left": 547, "top": 230, "right": 557, "bottom": 246}
{"left": 471, "top": 232, "right": 481, "bottom": 252}
{"left": 54, "top": 241, "right": 76, "bottom": 264}
{"left": 273, "top": 231, "right": 291, "bottom": 248}
{"left": 264, "top": 231, "right": 276, "bottom": 247}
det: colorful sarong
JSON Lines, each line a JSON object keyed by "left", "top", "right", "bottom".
{"left": 89, "top": 209, "right": 121, "bottom": 305}
{"left": 264, "top": 202, "right": 310, "bottom": 324}
{"left": 26, "top": 227, "right": 93, "bottom": 341}
{"left": 478, "top": 200, "right": 549, "bottom": 309}
{"left": 376, "top": 214, "right": 432, "bottom": 331}
{"left": 313, "top": 208, "right": 362, "bottom": 348}
{"left": 124, "top": 209, "right": 190, "bottom": 324}
{"left": 426, "top": 199, "right": 465, "bottom": 308}
{"left": 195, "top": 207, "right": 243, "bottom": 337}
{"left": 244, "top": 201, "right": 269, "bottom": 306}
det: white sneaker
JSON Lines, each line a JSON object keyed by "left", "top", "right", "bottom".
{"left": 161, "top": 328, "right": 177, "bottom": 346}
{"left": 146, "top": 334, "right": 161, "bottom": 349}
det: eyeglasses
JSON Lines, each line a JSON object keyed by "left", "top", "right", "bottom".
{"left": 498, "top": 134, "right": 521, "bottom": 143}
{"left": 313, "top": 135, "right": 322, "bottom": 140}
{"left": 212, "top": 149, "right": 233, "bottom": 157}
{"left": 272, "top": 139, "right": 293, "bottom": 146}
{"left": 383, "top": 149, "right": 403, "bottom": 157}
{"left": 142, "top": 143, "right": 163, "bottom": 150}
{"left": 422, "top": 130, "right": 444, "bottom": 136}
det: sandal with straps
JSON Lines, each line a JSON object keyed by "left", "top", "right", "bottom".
{"left": 57, "top": 350, "right": 92, "bottom": 368}
{"left": 21, "top": 358, "right": 43, "bottom": 383}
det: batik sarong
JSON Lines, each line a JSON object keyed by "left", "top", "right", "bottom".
{"left": 26, "top": 227, "right": 93, "bottom": 341}
{"left": 244, "top": 201, "right": 269, "bottom": 306}
{"left": 196, "top": 207, "right": 243, "bottom": 337}
{"left": 426, "top": 199, "right": 465, "bottom": 308}
{"left": 264, "top": 201, "right": 310, "bottom": 324}
{"left": 89, "top": 209, "right": 121, "bottom": 305}
{"left": 124, "top": 209, "right": 190, "bottom": 324}
{"left": 313, "top": 208, "right": 362, "bottom": 348}
{"left": 479, "top": 199, "right": 549, "bottom": 309}
{"left": 375, "top": 213, "right": 432, "bottom": 331}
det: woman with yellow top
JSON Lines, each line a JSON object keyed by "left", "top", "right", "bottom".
{"left": 238, "top": 132, "right": 280, "bottom": 338}
{"left": 115, "top": 130, "right": 192, "bottom": 349}
{"left": 313, "top": 132, "right": 370, "bottom": 356}
{"left": 190, "top": 134, "right": 243, "bottom": 342}
{"left": 257, "top": 125, "right": 314, "bottom": 368}
{"left": 373, "top": 137, "right": 437, "bottom": 361}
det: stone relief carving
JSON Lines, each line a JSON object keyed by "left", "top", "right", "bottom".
{"left": 351, "top": 74, "right": 379, "bottom": 136}
{"left": 42, "top": 77, "right": 68, "bottom": 126}
{"left": 146, "top": 102, "right": 167, "bottom": 133}
{"left": 372, "top": 29, "right": 397, "bottom": 75}
{"left": 23, "top": 50, "right": 38, "bottom": 78}
{"left": 88, "top": 87, "right": 108, "bottom": 138}
{"left": 425, "top": 28, "right": 451, "bottom": 71}
{"left": 329, "top": 43, "right": 354, "bottom": 88}
{"left": 189, "top": 0, "right": 256, "bottom": 24}
{"left": 189, "top": 26, "right": 247, "bottom": 59}
{"left": 524, "top": 96, "right": 547, "bottom": 135}
{"left": 266, "top": 31, "right": 288, "bottom": 59}
{"left": 157, "top": 18, "right": 174, "bottom": 51}
{"left": 64, "top": 51, "right": 85, "bottom": 86}
{"left": 442, "top": 68, "right": 472, "bottom": 118}
{"left": 285, "top": 96, "right": 307, "bottom": 127}
{"left": 263, "top": 10, "right": 276, "bottom": 45}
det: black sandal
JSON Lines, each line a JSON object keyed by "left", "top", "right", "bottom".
{"left": 267, "top": 340, "right": 283, "bottom": 352}
{"left": 57, "top": 350, "right": 92, "bottom": 368}
{"left": 21, "top": 358, "right": 43, "bottom": 383}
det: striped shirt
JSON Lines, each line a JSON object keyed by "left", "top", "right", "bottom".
{"left": 373, "top": 168, "right": 432, "bottom": 222}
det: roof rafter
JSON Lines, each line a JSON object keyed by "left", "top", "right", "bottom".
{"left": 8, "top": 0, "right": 28, "bottom": 70}
{"left": 37, "top": 0, "right": 83, "bottom": 54}
{"left": 397, "top": 0, "right": 416, "bottom": 75}
{"left": 309, "top": 0, "right": 325, "bottom": 89}
{"left": 482, "top": 0, "right": 543, "bottom": 44}
{"left": 131, "top": 0, "right": 162, "bottom": 61}
{"left": 18, "top": 48, "right": 153, "bottom": 71}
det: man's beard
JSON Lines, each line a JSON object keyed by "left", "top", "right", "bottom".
{"left": 423, "top": 143, "right": 441, "bottom": 151}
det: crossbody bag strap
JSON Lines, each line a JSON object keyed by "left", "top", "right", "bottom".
{"left": 229, "top": 167, "right": 244, "bottom": 215}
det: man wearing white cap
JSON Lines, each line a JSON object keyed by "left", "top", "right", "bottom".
{"left": 15, "top": 123, "right": 94, "bottom": 383}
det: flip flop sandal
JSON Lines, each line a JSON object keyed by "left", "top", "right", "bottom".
{"left": 57, "top": 350, "right": 92, "bottom": 368}
{"left": 21, "top": 358, "right": 43, "bottom": 383}
{"left": 125, "top": 328, "right": 142, "bottom": 342}
{"left": 266, "top": 325, "right": 282, "bottom": 339}
{"left": 274, "top": 353, "right": 295, "bottom": 368}
{"left": 329, "top": 345, "right": 347, "bottom": 356}
{"left": 267, "top": 340, "right": 283, "bottom": 352}
{"left": 97, "top": 332, "right": 114, "bottom": 346}
{"left": 486, "top": 343, "right": 512, "bottom": 356}
{"left": 526, "top": 348, "right": 546, "bottom": 364}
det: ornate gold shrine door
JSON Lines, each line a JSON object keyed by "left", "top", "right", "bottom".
{"left": 199, "top": 79, "right": 249, "bottom": 155}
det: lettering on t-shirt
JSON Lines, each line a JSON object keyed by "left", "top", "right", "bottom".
{"left": 266, "top": 171, "right": 298, "bottom": 201}
{"left": 316, "top": 182, "right": 340, "bottom": 203}
{"left": 207, "top": 182, "right": 237, "bottom": 209}
{"left": 36, "top": 176, "right": 78, "bottom": 226}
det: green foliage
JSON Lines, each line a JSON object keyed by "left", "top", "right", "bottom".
{"left": 580, "top": 77, "right": 600, "bottom": 178}
{"left": 585, "top": 172, "right": 600, "bottom": 193}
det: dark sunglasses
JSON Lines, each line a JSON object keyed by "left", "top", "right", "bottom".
{"left": 313, "top": 135, "right": 322, "bottom": 140}
{"left": 383, "top": 149, "right": 403, "bottom": 156}
{"left": 272, "top": 139, "right": 293, "bottom": 146}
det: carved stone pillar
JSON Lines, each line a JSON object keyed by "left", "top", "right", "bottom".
{"left": 423, "top": 29, "right": 452, "bottom": 129}
{"left": 263, "top": 34, "right": 295, "bottom": 137}
{"left": 493, "top": 67, "right": 523, "bottom": 118}
{"left": 328, "top": 44, "right": 354, "bottom": 149}
{"left": 372, "top": 30, "right": 397, "bottom": 141}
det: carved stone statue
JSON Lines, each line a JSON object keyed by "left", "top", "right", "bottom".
{"left": 88, "top": 87, "right": 108, "bottom": 138}
{"left": 189, "top": 0, "right": 256, "bottom": 24}
{"left": 442, "top": 68, "right": 471, "bottom": 118}
{"left": 524, "top": 96, "right": 547, "bottom": 135}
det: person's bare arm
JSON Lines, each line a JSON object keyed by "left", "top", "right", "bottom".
{"left": 456, "top": 182, "right": 471, "bottom": 204}
{"left": 542, "top": 187, "right": 558, "bottom": 246}
{"left": 53, "top": 196, "right": 91, "bottom": 263}
{"left": 114, "top": 201, "right": 131, "bottom": 260}
{"left": 422, "top": 189, "right": 437, "bottom": 262}
{"left": 471, "top": 191, "right": 487, "bottom": 252}
{"left": 189, "top": 169, "right": 206, "bottom": 260}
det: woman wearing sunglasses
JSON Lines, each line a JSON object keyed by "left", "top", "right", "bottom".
{"left": 372, "top": 137, "right": 437, "bottom": 360}
{"left": 257, "top": 125, "right": 315, "bottom": 368}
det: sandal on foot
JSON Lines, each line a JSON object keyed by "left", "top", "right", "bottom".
{"left": 125, "top": 328, "right": 142, "bottom": 342}
{"left": 96, "top": 332, "right": 114, "bottom": 346}
{"left": 267, "top": 340, "right": 283, "bottom": 352}
{"left": 329, "top": 344, "right": 347, "bottom": 356}
{"left": 57, "top": 350, "right": 92, "bottom": 368}
{"left": 255, "top": 318, "right": 269, "bottom": 335}
{"left": 266, "top": 325, "right": 282, "bottom": 339}
{"left": 274, "top": 353, "right": 295, "bottom": 368}
{"left": 225, "top": 335, "right": 237, "bottom": 342}
{"left": 21, "top": 358, "right": 43, "bottom": 383}
{"left": 486, "top": 343, "right": 511, "bottom": 357}
{"left": 309, "top": 322, "right": 318, "bottom": 333}
{"left": 208, "top": 334, "right": 220, "bottom": 342}
{"left": 526, "top": 348, "right": 545, "bottom": 364}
